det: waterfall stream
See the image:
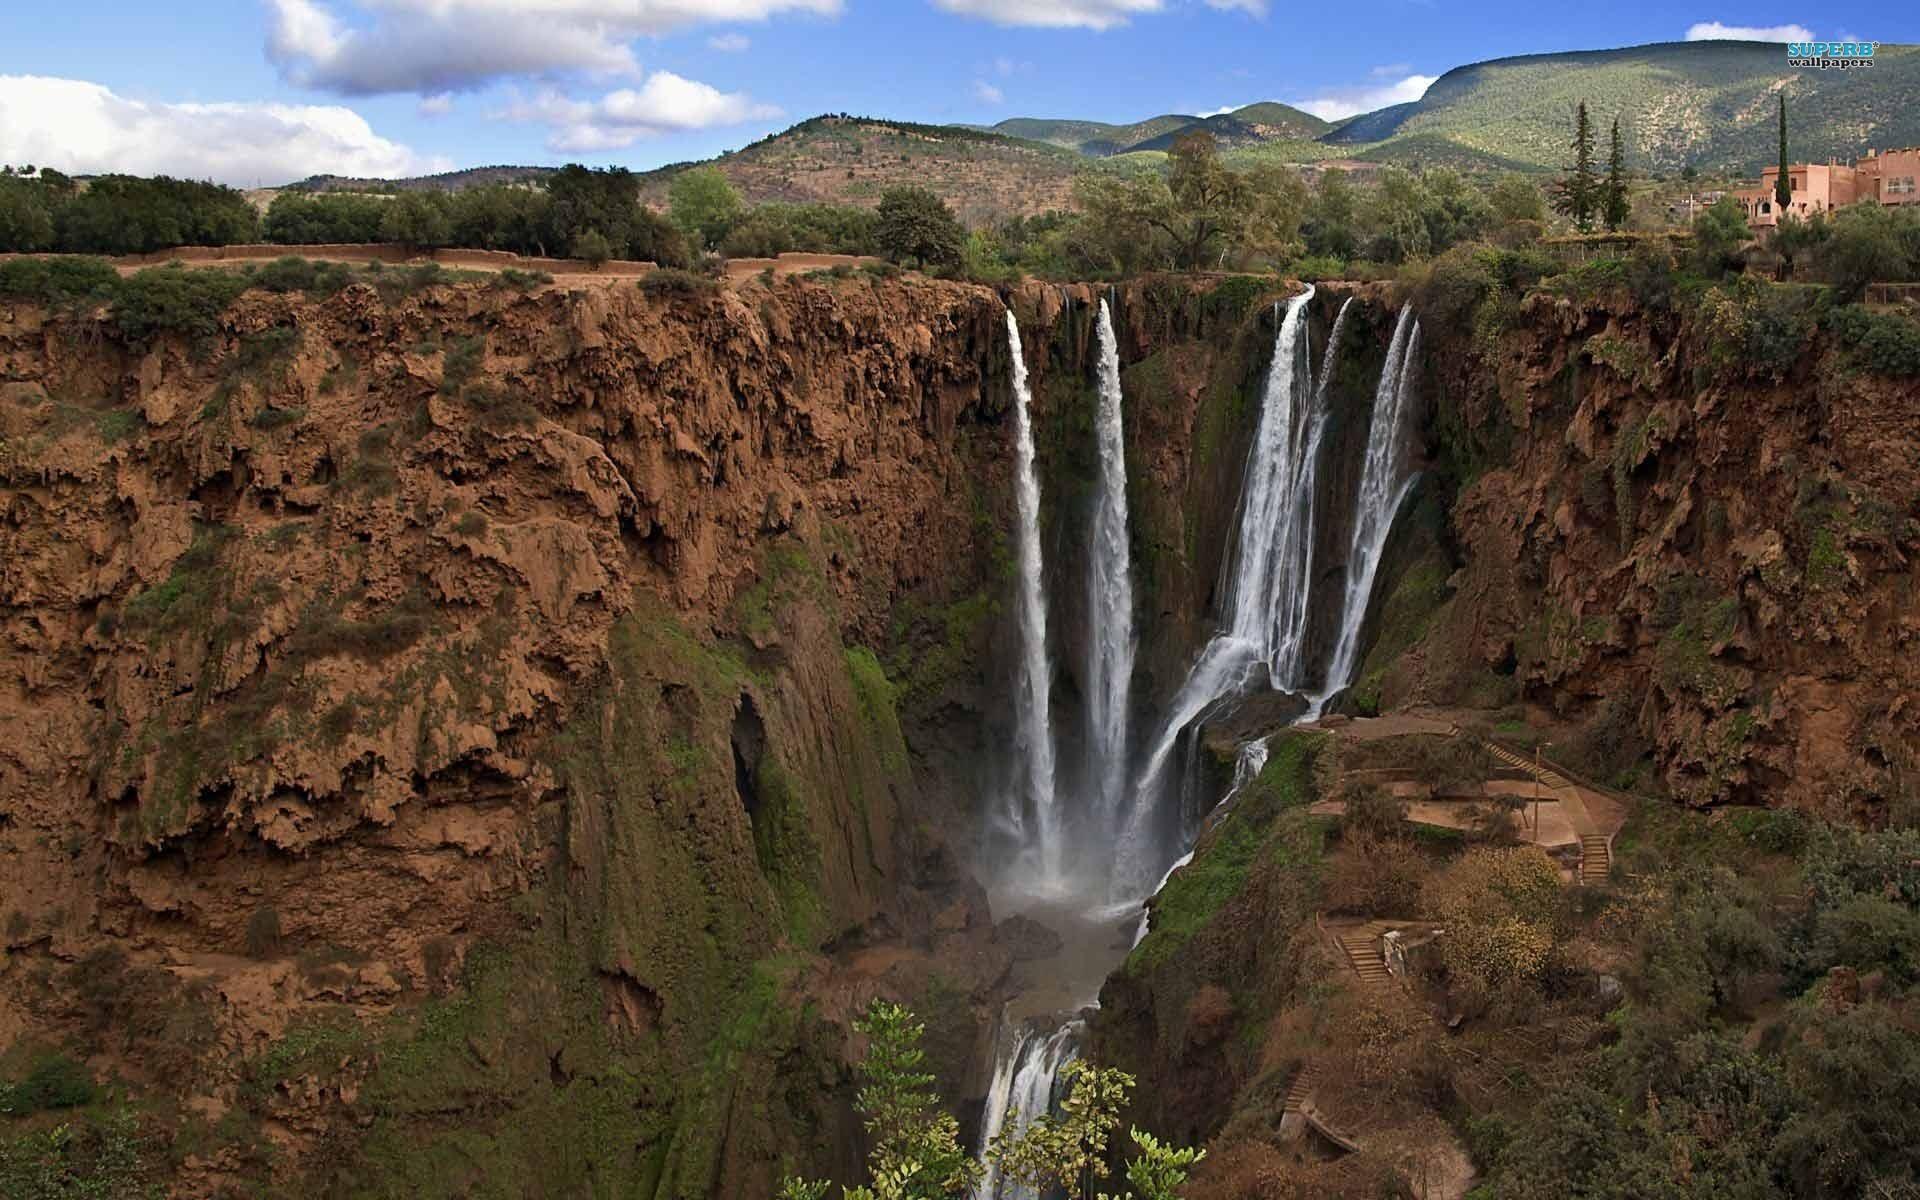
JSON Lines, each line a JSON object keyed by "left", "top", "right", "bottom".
{"left": 1319, "top": 304, "right": 1422, "bottom": 707}
{"left": 1003, "top": 311, "right": 1062, "bottom": 886}
{"left": 976, "top": 293, "right": 1423, "bottom": 1187}
{"left": 1086, "top": 299, "right": 1136, "bottom": 829}
{"left": 1114, "top": 286, "right": 1319, "bottom": 896}
{"left": 973, "top": 1017, "right": 1084, "bottom": 1200}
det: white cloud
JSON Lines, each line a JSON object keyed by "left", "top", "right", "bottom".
{"left": 972, "top": 80, "right": 1005, "bottom": 104}
{"left": 0, "top": 74, "right": 445, "bottom": 186}
{"left": 1204, "top": 0, "right": 1267, "bottom": 13}
{"left": 932, "top": 0, "right": 1165, "bottom": 30}
{"left": 708, "top": 32, "right": 752, "bottom": 50}
{"left": 1198, "top": 103, "right": 1243, "bottom": 117}
{"left": 418, "top": 92, "right": 454, "bottom": 116}
{"left": 267, "top": 0, "right": 839, "bottom": 95}
{"left": 1290, "top": 72, "right": 1437, "bottom": 121}
{"left": 503, "top": 72, "right": 782, "bottom": 152}
{"left": 1684, "top": 21, "right": 1816, "bottom": 42}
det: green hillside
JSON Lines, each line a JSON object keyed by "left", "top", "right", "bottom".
{"left": 1372, "top": 40, "right": 1920, "bottom": 171}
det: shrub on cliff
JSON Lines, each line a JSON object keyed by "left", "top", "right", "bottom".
{"left": 109, "top": 266, "right": 247, "bottom": 343}
{"left": 1423, "top": 846, "right": 1562, "bottom": 996}
{"left": 1825, "top": 304, "right": 1920, "bottom": 375}
{"left": 876, "top": 187, "right": 964, "bottom": 270}
{"left": 0, "top": 255, "right": 117, "bottom": 307}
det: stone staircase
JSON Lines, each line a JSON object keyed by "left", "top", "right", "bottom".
{"left": 1283, "top": 1063, "right": 1318, "bottom": 1116}
{"left": 1486, "top": 742, "right": 1571, "bottom": 790}
{"left": 1338, "top": 930, "right": 1392, "bottom": 987}
{"left": 1579, "top": 833, "right": 1612, "bottom": 885}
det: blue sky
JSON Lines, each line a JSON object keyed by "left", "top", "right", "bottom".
{"left": 1, "top": 1, "right": 1911, "bottom": 186}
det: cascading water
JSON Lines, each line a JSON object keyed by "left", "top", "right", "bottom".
{"left": 973, "top": 1018, "right": 1084, "bottom": 1200}
{"left": 1319, "top": 305, "right": 1423, "bottom": 705}
{"left": 1002, "top": 311, "right": 1062, "bottom": 885}
{"left": 1132, "top": 736, "right": 1271, "bottom": 947}
{"left": 1085, "top": 299, "right": 1136, "bottom": 827}
{"left": 1113, "top": 286, "right": 1319, "bottom": 895}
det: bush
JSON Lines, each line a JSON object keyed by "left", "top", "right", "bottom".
{"left": 0, "top": 255, "right": 118, "bottom": 306}
{"left": 1825, "top": 304, "right": 1920, "bottom": 375}
{"left": 1422, "top": 846, "right": 1562, "bottom": 994}
{"left": 249, "top": 255, "right": 358, "bottom": 297}
{"left": 3, "top": 1054, "right": 96, "bottom": 1114}
{"left": 571, "top": 228, "right": 612, "bottom": 269}
{"left": 638, "top": 267, "right": 717, "bottom": 298}
{"left": 1820, "top": 202, "right": 1920, "bottom": 301}
{"left": 109, "top": 266, "right": 247, "bottom": 342}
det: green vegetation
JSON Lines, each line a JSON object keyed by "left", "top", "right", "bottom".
{"left": 0, "top": 1107, "right": 158, "bottom": 1200}
{"left": 782, "top": 1001, "right": 1202, "bottom": 1200}
{"left": 875, "top": 187, "right": 965, "bottom": 270}
{"left": 669, "top": 166, "right": 744, "bottom": 252}
{"left": 0, "top": 169, "right": 254, "bottom": 254}
{"left": 1130, "top": 732, "right": 1325, "bottom": 972}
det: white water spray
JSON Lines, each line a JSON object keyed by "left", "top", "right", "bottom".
{"left": 1113, "top": 287, "right": 1318, "bottom": 894}
{"left": 1132, "top": 735, "right": 1271, "bottom": 948}
{"left": 1086, "top": 299, "right": 1136, "bottom": 827}
{"left": 974, "top": 1017, "right": 1084, "bottom": 1200}
{"left": 1320, "top": 304, "right": 1422, "bottom": 703}
{"left": 1003, "top": 311, "right": 1062, "bottom": 884}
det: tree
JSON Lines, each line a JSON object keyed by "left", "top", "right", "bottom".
{"left": 1151, "top": 132, "right": 1249, "bottom": 269}
{"left": 0, "top": 179, "right": 55, "bottom": 251}
{"left": 1549, "top": 101, "right": 1599, "bottom": 232}
{"left": 1302, "top": 168, "right": 1359, "bottom": 259}
{"left": 1488, "top": 174, "right": 1546, "bottom": 225}
{"left": 987, "top": 1059, "right": 1130, "bottom": 1200}
{"left": 1772, "top": 211, "right": 1828, "bottom": 281}
{"left": 1822, "top": 202, "right": 1920, "bottom": 301}
{"left": 1775, "top": 94, "right": 1792, "bottom": 212}
{"left": 571, "top": 228, "right": 612, "bottom": 269}
{"left": 875, "top": 187, "right": 964, "bottom": 269}
{"left": 1690, "top": 195, "right": 1750, "bottom": 277}
{"left": 379, "top": 192, "right": 450, "bottom": 252}
{"left": 668, "top": 166, "right": 743, "bottom": 252}
{"left": 1602, "top": 118, "right": 1631, "bottom": 232}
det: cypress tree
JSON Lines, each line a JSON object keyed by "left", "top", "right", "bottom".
{"left": 1551, "top": 101, "right": 1599, "bottom": 233}
{"left": 1775, "top": 94, "right": 1792, "bottom": 210}
{"left": 1603, "top": 118, "right": 1631, "bottom": 231}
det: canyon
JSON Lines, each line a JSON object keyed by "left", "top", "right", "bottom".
{"left": 0, "top": 262, "right": 1915, "bottom": 1197}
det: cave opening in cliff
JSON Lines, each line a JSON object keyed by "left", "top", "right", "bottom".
{"left": 731, "top": 693, "right": 766, "bottom": 819}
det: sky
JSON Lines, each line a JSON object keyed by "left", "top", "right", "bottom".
{"left": 0, "top": 1, "right": 1912, "bottom": 187}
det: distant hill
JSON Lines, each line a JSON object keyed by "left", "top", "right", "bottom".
{"left": 274, "top": 41, "right": 1919, "bottom": 223}
{"left": 978, "top": 102, "right": 1330, "bottom": 156}
{"left": 290, "top": 165, "right": 557, "bottom": 193}
{"left": 634, "top": 115, "right": 1095, "bottom": 223}
{"left": 1361, "top": 40, "right": 1920, "bottom": 172}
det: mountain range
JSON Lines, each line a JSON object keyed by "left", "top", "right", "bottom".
{"left": 299, "top": 40, "right": 1920, "bottom": 219}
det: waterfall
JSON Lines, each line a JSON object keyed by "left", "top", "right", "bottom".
{"left": 1003, "top": 311, "right": 1062, "bottom": 884}
{"left": 974, "top": 1017, "right": 1084, "bottom": 1200}
{"left": 1086, "top": 300, "right": 1136, "bottom": 827}
{"left": 1132, "top": 736, "right": 1271, "bottom": 948}
{"left": 1112, "top": 286, "right": 1317, "bottom": 894}
{"left": 1320, "top": 305, "right": 1422, "bottom": 703}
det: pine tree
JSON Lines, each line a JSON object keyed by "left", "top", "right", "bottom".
{"left": 1550, "top": 101, "right": 1598, "bottom": 232}
{"left": 1775, "top": 94, "right": 1792, "bottom": 211}
{"left": 1603, "top": 118, "right": 1631, "bottom": 231}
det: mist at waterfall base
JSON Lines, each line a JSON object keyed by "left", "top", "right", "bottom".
{"left": 972, "top": 295, "right": 1422, "bottom": 1196}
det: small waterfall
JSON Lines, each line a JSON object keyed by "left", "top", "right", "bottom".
{"left": 974, "top": 1017, "right": 1084, "bottom": 1200}
{"left": 1003, "top": 311, "right": 1062, "bottom": 884}
{"left": 1086, "top": 300, "right": 1136, "bottom": 827}
{"left": 1113, "top": 287, "right": 1317, "bottom": 894}
{"left": 1132, "top": 736, "right": 1271, "bottom": 947}
{"left": 1320, "top": 305, "right": 1422, "bottom": 703}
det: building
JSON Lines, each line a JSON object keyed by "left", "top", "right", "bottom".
{"left": 1734, "top": 147, "right": 1920, "bottom": 229}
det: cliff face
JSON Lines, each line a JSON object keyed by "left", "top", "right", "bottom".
{"left": 0, "top": 274, "right": 1032, "bottom": 1194}
{"left": 0, "top": 269, "right": 1305, "bottom": 1194}
{"left": 4, "top": 264, "right": 1912, "bottom": 1194}
{"left": 1368, "top": 286, "right": 1920, "bottom": 815}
